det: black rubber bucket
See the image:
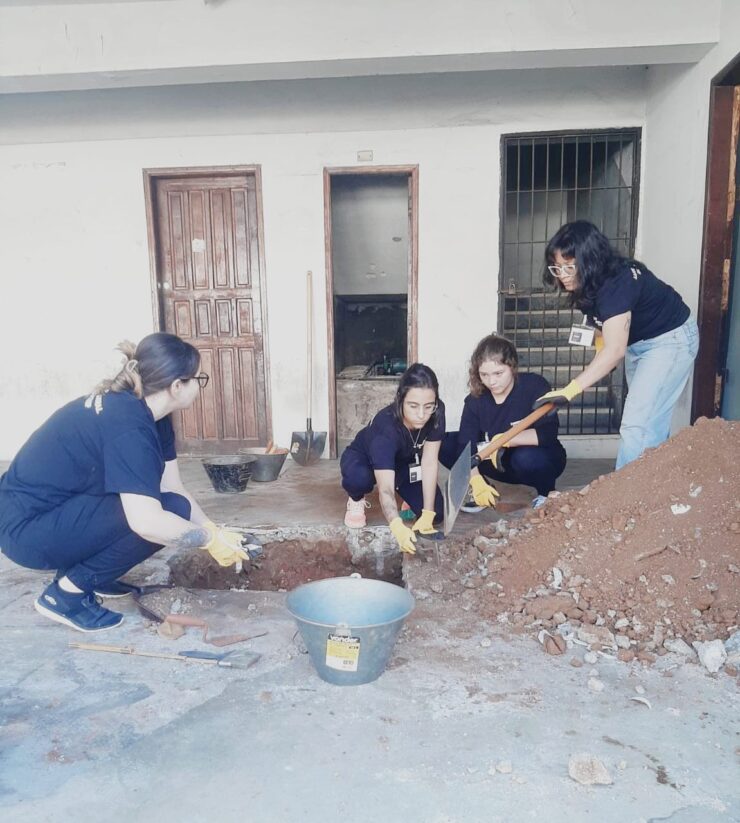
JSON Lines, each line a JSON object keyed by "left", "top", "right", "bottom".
{"left": 202, "top": 455, "right": 256, "bottom": 494}
{"left": 238, "top": 448, "right": 288, "bottom": 482}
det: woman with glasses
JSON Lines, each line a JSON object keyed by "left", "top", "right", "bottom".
{"left": 441, "top": 334, "right": 567, "bottom": 511}
{"left": 340, "top": 363, "right": 445, "bottom": 554}
{"left": 0, "top": 332, "right": 252, "bottom": 633}
{"left": 536, "top": 220, "right": 698, "bottom": 469}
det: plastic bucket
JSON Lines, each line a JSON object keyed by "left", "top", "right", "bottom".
{"left": 238, "top": 447, "right": 288, "bottom": 482}
{"left": 202, "top": 455, "right": 256, "bottom": 493}
{"left": 286, "top": 575, "right": 415, "bottom": 686}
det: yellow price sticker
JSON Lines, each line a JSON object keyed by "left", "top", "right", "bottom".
{"left": 325, "top": 633, "right": 361, "bottom": 672}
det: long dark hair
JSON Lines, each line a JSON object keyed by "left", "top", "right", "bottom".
{"left": 543, "top": 220, "right": 637, "bottom": 310}
{"left": 468, "top": 334, "right": 518, "bottom": 397}
{"left": 393, "top": 363, "right": 441, "bottom": 429}
{"left": 96, "top": 333, "right": 200, "bottom": 398}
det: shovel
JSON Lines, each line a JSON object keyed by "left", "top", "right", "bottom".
{"left": 443, "top": 402, "right": 556, "bottom": 535}
{"left": 290, "top": 270, "right": 327, "bottom": 465}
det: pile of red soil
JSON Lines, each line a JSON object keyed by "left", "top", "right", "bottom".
{"left": 408, "top": 417, "right": 739, "bottom": 659}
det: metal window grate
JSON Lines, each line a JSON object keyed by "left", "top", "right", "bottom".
{"left": 499, "top": 130, "right": 641, "bottom": 434}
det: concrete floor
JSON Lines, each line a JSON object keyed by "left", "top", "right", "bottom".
{"left": 180, "top": 455, "right": 615, "bottom": 532}
{"left": 1, "top": 456, "right": 739, "bottom": 821}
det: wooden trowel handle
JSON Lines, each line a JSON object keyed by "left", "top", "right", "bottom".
{"left": 472, "top": 402, "right": 555, "bottom": 465}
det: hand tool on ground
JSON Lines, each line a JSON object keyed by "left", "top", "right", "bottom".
{"left": 290, "top": 270, "right": 327, "bottom": 465}
{"left": 69, "top": 642, "right": 261, "bottom": 669}
{"left": 442, "top": 402, "right": 556, "bottom": 535}
{"left": 178, "top": 649, "right": 262, "bottom": 669}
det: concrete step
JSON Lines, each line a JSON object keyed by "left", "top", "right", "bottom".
{"left": 503, "top": 309, "right": 579, "bottom": 331}
{"left": 502, "top": 292, "right": 577, "bottom": 313}
{"left": 519, "top": 346, "right": 588, "bottom": 367}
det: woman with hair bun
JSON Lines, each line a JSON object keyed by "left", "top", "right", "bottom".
{"left": 443, "top": 334, "right": 567, "bottom": 510}
{"left": 340, "top": 363, "right": 445, "bottom": 553}
{"left": 0, "top": 332, "right": 253, "bottom": 633}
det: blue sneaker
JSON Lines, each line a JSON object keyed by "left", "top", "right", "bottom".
{"left": 35, "top": 581, "right": 124, "bottom": 632}
{"left": 532, "top": 495, "right": 548, "bottom": 510}
{"left": 93, "top": 580, "right": 142, "bottom": 598}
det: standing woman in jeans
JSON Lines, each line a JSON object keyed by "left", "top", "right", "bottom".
{"left": 535, "top": 221, "right": 699, "bottom": 469}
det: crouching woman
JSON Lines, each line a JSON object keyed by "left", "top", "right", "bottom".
{"left": 340, "top": 363, "right": 445, "bottom": 553}
{"left": 0, "top": 333, "right": 250, "bottom": 633}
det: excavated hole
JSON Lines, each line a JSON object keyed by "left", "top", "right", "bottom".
{"left": 167, "top": 534, "right": 403, "bottom": 591}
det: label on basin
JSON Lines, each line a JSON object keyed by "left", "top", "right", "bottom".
{"left": 325, "top": 633, "right": 360, "bottom": 672}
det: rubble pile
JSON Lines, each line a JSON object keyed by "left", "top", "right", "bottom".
{"left": 409, "top": 417, "right": 740, "bottom": 665}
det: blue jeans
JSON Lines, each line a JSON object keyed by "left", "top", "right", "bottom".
{"left": 616, "top": 317, "right": 699, "bottom": 469}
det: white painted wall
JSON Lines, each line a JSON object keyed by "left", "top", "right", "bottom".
{"left": 0, "top": 66, "right": 647, "bottom": 458}
{"left": 640, "top": 0, "right": 740, "bottom": 431}
{"left": 0, "top": 0, "right": 719, "bottom": 92}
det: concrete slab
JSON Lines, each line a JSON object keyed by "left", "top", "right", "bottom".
{"left": 7, "top": 455, "right": 736, "bottom": 822}
{"left": 174, "top": 455, "right": 614, "bottom": 532}
{"left": 1, "top": 562, "right": 738, "bottom": 823}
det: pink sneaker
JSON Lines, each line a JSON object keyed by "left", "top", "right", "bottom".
{"left": 344, "top": 497, "right": 370, "bottom": 528}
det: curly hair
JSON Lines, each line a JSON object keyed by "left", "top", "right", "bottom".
{"left": 95, "top": 333, "right": 200, "bottom": 398}
{"left": 467, "top": 334, "right": 518, "bottom": 397}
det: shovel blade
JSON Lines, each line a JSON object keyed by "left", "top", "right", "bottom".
{"left": 290, "top": 429, "right": 327, "bottom": 466}
{"left": 443, "top": 443, "right": 472, "bottom": 536}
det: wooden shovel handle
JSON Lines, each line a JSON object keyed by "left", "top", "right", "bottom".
{"left": 473, "top": 402, "right": 555, "bottom": 465}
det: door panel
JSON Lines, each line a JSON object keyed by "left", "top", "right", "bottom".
{"left": 153, "top": 173, "right": 269, "bottom": 454}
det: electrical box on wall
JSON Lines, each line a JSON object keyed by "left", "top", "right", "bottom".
{"left": 357, "top": 150, "right": 373, "bottom": 162}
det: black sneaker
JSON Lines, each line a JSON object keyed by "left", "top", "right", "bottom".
{"left": 35, "top": 581, "right": 124, "bottom": 632}
{"left": 93, "top": 580, "right": 143, "bottom": 598}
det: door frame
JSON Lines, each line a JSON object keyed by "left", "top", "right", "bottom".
{"left": 694, "top": 66, "right": 740, "bottom": 419}
{"left": 322, "top": 165, "right": 419, "bottom": 459}
{"left": 142, "top": 164, "right": 273, "bottom": 447}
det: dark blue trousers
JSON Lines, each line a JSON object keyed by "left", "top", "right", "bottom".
{"left": 440, "top": 432, "right": 566, "bottom": 497}
{"left": 340, "top": 448, "right": 444, "bottom": 521}
{"left": 0, "top": 492, "right": 190, "bottom": 592}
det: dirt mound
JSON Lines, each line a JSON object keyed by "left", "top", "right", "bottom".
{"left": 408, "top": 417, "right": 740, "bottom": 660}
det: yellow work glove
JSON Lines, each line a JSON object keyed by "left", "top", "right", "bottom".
{"left": 483, "top": 432, "right": 509, "bottom": 472}
{"left": 389, "top": 517, "right": 417, "bottom": 555}
{"left": 201, "top": 522, "right": 249, "bottom": 568}
{"left": 470, "top": 474, "right": 500, "bottom": 508}
{"left": 594, "top": 333, "right": 605, "bottom": 352}
{"left": 532, "top": 379, "right": 582, "bottom": 410}
{"left": 411, "top": 509, "right": 439, "bottom": 537}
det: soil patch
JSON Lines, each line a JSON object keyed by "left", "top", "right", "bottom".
{"left": 407, "top": 417, "right": 740, "bottom": 657}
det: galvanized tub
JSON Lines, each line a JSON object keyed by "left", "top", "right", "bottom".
{"left": 286, "top": 575, "right": 414, "bottom": 686}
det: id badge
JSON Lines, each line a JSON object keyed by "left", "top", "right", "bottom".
{"left": 569, "top": 323, "right": 595, "bottom": 347}
{"left": 409, "top": 453, "right": 422, "bottom": 483}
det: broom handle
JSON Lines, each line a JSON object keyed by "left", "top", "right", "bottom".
{"left": 472, "top": 402, "right": 555, "bottom": 465}
{"left": 69, "top": 642, "right": 217, "bottom": 665}
{"left": 307, "top": 270, "right": 313, "bottom": 427}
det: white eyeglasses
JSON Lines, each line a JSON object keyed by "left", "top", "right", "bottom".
{"left": 547, "top": 264, "right": 577, "bottom": 280}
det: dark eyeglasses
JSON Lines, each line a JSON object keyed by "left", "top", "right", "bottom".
{"left": 184, "top": 372, "right": 210, "bottom": 389}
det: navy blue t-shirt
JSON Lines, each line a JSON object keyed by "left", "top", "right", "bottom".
{"left": 0, "top": 391, "right": 176, "bottom": 518}
{"left": 584, "top": 262, "right": 690, "bottom": 345}
{"left": 458, "top": 373, "right": 559, "bottom": 452}
{"left": 346, "top": 401, "right": 446, "bottom": 474}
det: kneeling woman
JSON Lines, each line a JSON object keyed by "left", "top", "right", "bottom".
{"left": 447, "top": 334, "right": 566, "bottom": 509}
{"left": 341, "top": 364, "right": 445, "bottom": 553}
{"left": 0, "top": 333, "right": 251, "bottom": 633}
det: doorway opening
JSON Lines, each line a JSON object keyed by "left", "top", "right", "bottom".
{"left": 324, "top": 167, "right": 419, "bottom": 457}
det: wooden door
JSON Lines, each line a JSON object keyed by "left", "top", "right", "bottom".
{"left": 149, "top": 170, "right": 270, "bottom": 454}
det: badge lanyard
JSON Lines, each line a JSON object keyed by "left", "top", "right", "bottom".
{"left": 407, "top": 427, "right": 425, "bottom": 483}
